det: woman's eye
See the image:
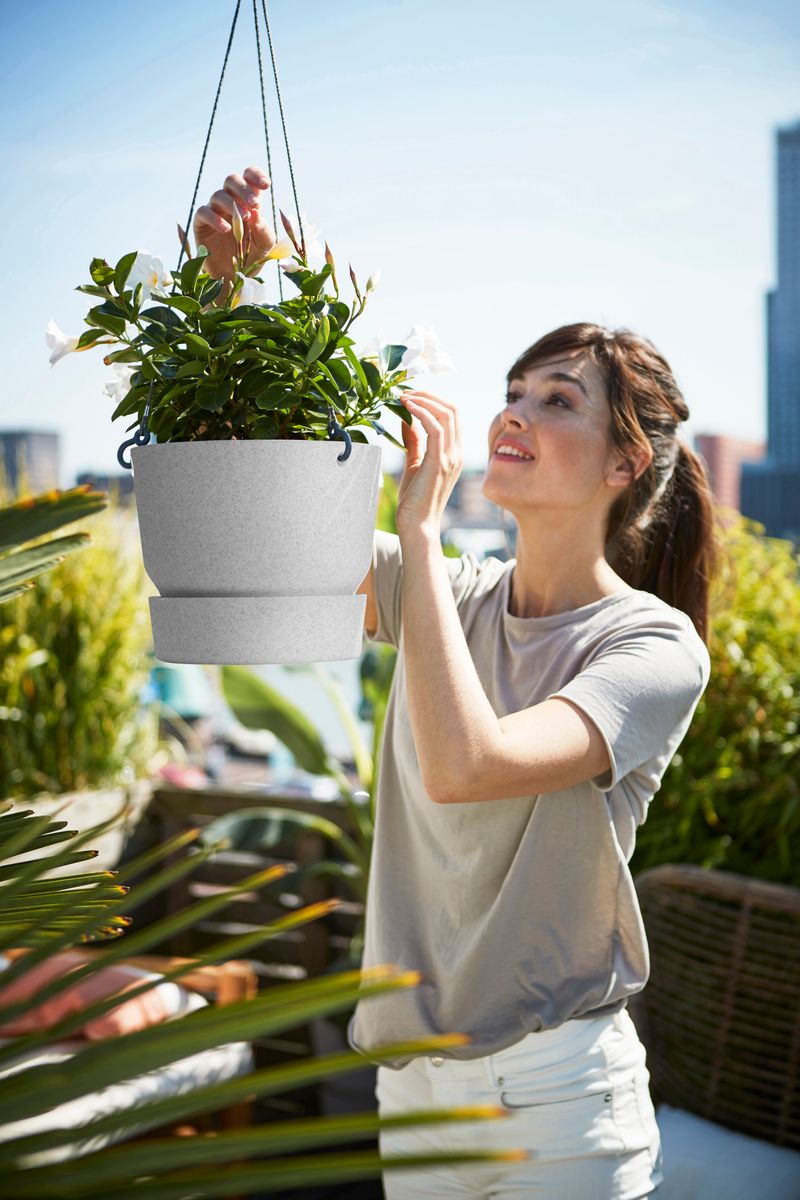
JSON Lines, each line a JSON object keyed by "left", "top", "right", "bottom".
{"left": 548, "top": 394, "right": 570, "bottom": 408}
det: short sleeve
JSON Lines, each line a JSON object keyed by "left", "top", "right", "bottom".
{"left": 367, "top": 530, "right": 469, "bottom": 648}
{"left": 547, "top": 615, "right": 711, "bottom": 798}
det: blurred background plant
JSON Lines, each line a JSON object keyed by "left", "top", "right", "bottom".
{"left": 0, "top": 461, "right": 159, "bottom": 802}
{"left": 0, "top": 465, "right": 159, "bottom": 796}
{"left": 631, "top": 509, "right": 800, "bottom": 886}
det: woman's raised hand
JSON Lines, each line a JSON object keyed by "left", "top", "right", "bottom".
{"left": 193, "top": 166, "right": 276, "bottom": 281}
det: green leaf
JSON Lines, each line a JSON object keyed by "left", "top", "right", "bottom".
{"left": 325, "top": 357, "right": 352, "bottom": 391}
{"left": 304, "top": 315, "right": 330, "bottom": 366}
{"left": 185, "top": 333, "right": 212, "bottom": 357}
{"left": 341, "top": 343, "right": 368, "bottom": 394}
{"left": 384, "top": 344, "right": 406, "bottom": 371}
{"left": 174, "top": 358, "right": 207, "bottom": 379}
{"left": 89, "top": 257, "right": 115, "bottom": 286}
{"left": 362, "top": 359, "right": 382, "bottom": 394}
{"left": 76, "top": 329, "right": 111, "bottom": 349}
{"left": 328, "top": 300, "right": 351, "bottom": 327}
{"left": 0, "top": 487, "right": 107, "bottom": 556}
{"left": 85, "top": 303, "right": 127, "bottom": 337}
{"left": 254, "top": 383, "right": 296, "bottom": 412}
{"left": 113, "top": 251, "right": 138, "bottom": 293}
{"left": 180, "top": 252, "right": 208, "bottom": 297}
{"left": 198, "top": 277, "right": 223, "bottom": 306}
{"left": 163, "top": 295, "right": 202, "bottom": 316}
{"left": 76, "top": 284, "right": 112, "bottom": 300}
{"left": 196, "top": 383, "right": 229, "bottom": 412}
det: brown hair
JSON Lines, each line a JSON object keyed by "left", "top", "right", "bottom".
{"left": 506, "top": 322, "right": 722, "bottom": 644}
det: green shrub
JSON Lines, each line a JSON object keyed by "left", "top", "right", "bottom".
{"left": 631, "top": 510, "right": 800, "bottom": 885}
{"left": 0, "top": 480, "right": 158, "bottom": 800}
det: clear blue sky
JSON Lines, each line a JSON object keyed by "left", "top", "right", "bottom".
{"left": 1, "top": 0, "right": 798, "bottom": 486}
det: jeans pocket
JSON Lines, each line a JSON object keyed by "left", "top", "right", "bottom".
{"left": 498, "top": 1089, "right": 625, "bottom": 1163}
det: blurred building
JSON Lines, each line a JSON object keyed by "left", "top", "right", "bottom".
{"left": 741, "top": 119, "right": 800, "bottom": 541}
{"left": 0, "top": 430, "right": 60, "bottom": 496}
{"left": 694, "top": 433, "right": 766, "bottom": 513}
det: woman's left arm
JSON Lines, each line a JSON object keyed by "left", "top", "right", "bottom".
{"left": 397, "top": 391, "right": 611, "bottom": 804}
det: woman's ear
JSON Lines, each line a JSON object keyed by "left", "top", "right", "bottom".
{"left": 606, "top": 446, "right": 652, "bottom": 491}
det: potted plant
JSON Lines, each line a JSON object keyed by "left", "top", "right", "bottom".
{"left": 48, "top": 213, "right": 453, "bottom": 666}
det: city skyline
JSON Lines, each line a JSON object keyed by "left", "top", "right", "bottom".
{"left": 741, "top": 117, "right": 800, "bottom": 538}
{"left": 1, "top": 0, "right": 798, "bottom": 486}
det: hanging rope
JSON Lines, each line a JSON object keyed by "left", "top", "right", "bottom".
{"left": 251, "top": 0, "right": 283, "bottom": 300}
{"left": 118, "top": 0, "right": 351, "bottom": 466}
{"left": 175, "top": 0, "right": 243, "bottom": 276}
{"left": 259, "top": 0, "right": 305, "bottom": 252}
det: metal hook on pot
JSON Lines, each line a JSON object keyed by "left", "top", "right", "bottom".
{"left": 117, "top": 426, "right": 152, "bottom": 470}
{"left": 327, "top": 406, "right": 352, "bottom": 462}
{"left": 117, "top": 381, "right": 154, "bottom": 470}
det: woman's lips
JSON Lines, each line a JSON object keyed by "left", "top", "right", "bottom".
{"left": 492, "top": 451, "right": 535, "bottom": 464}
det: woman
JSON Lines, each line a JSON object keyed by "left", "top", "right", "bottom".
{"left": 196, "top": 168, "right": 718, "bottom": 1199}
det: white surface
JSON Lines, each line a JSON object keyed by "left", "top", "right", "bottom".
{"left": 656, "top": 1103, "right": 800, "bottom": 1200}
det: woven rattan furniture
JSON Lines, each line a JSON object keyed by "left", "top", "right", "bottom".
{"left": 630, "top": 864, "right": 800, "bottom": 1150}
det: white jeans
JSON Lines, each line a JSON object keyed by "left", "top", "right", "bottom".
{"left": 376, "top": 1007, "right": 663, "bottom": 1199}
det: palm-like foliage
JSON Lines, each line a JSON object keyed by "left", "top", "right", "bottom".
{"left": 0, "top": 485, "right": 107, "bottom": 604}
{"left": 0, "top": 806, "right": 518, "bottom": 1195}
{"left": 0, "top": 486, "right": 518, "bottom": 1194}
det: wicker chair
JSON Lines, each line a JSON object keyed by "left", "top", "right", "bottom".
{"left": 629, "top": 863, "right": 800, "bottom": 1150}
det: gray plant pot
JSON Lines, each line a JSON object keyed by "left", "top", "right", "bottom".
{"left": 130, "top": 439, "right": 383, "bottom": 665}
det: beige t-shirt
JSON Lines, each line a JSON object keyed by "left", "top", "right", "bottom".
{"left": 347, "top": 530, "right": 711, "bottom": 1069}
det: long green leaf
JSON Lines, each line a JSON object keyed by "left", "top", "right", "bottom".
{"left": 0, "top": 1034, "right": 473, "bottom": 1161}
{"left": 199, "top": 806, "right": 368, "bottom": 875}
{"left": 0, "top": 967, "right": 423, "bottom": 1123}
{"left": 0, "top": 488, "right": 107, "bottom": 556}
{"left": 7, "top": 1106, "right": 512, "bottom": 1183}
{"left": 220, "top": 664, "right": 332, "bottom": 776}
{"left": 5, "top": 1147, "right": 523, "bottom": 1199}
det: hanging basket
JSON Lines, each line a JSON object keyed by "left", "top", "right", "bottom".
{"left": 130, "top": 439, "right": 382, "bottom": 664}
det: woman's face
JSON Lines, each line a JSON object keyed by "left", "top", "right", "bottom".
{"left": 482, "top": 349, "right": 626, "bottom": 523}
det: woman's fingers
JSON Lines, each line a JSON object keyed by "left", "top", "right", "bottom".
{"left": 193, "top": 167, "right": 275, "bottom": 280}
{"left": 210, "top": 189, "right": 251, "bottom": 222}
{"left": 194, "top": 203, "right": 230, "bottom": 235}
{"left": 224, "top": 171, "right": 262, "bottom": 210}
{"left": 243, "top": 165, "right": 271, "bottom": 191}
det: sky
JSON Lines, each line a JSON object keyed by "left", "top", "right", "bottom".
{"left": 1, "top": 0, "right": 798, "bottom": 487}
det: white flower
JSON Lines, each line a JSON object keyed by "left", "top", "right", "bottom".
{"left": 358, "top": 333, "right": 387, "bottom": 364}
{"left": 399, "top": 324, "right": 455, "bottom": 376}
{"left": 280, "top": 258, "right": 305, "bottom": 274}
{"left": 233, "top": 273, "right": 272, "bottom": 307}
{"left": 365, "top": 268, "right": 381, "bottom": 294}
{"left": 104, "top": 363, "right": 136, "bottom": 405}
{"left": 126, "top": 251, "right": 174, "bottom": 300}
{"left": 46, "top": 318, "right": 79, "bottom": 365}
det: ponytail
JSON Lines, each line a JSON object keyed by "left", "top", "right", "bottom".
{"left": 608, "top": 442, "right": 721, "bottom": 644}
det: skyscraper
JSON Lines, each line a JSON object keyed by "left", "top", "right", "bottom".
{"left": 741, "top": 120, "right": 800, "bottom": 541}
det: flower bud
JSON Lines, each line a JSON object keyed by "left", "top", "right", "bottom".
{"left": 230, "top": 205, "right": 244, "bottom": 247}
{"left": 365, "top": 267, "right": 381, "bottom": 294}
{"left": 279, "top": 209, "right": 302, "bottom": 254}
